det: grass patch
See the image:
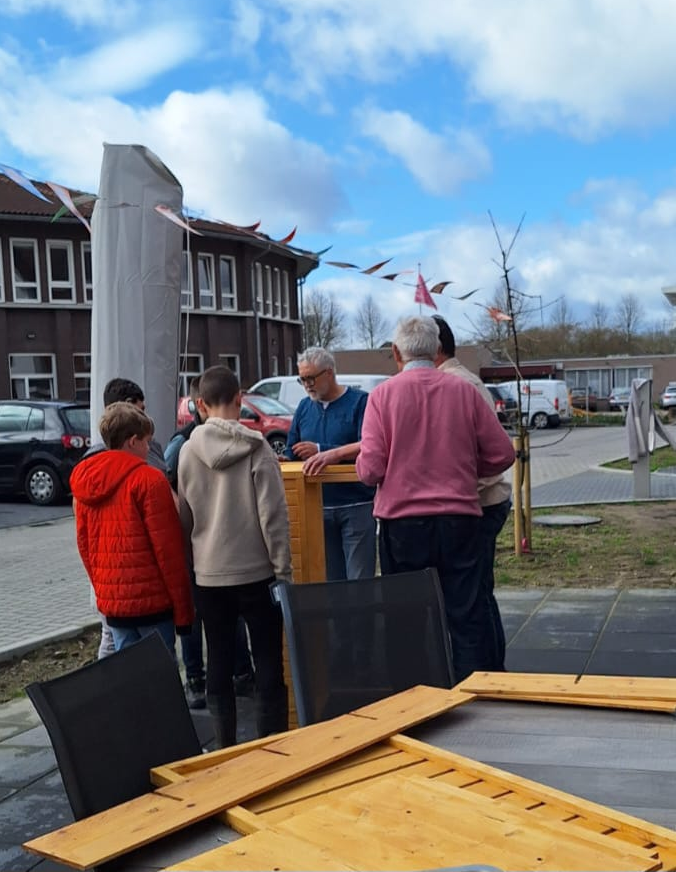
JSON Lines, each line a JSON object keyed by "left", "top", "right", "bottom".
{"left": 603, "top": 445, "right": 676, "bottom": 473}
{"left": 495, "top": 501, "right": 676, "bottom": 587}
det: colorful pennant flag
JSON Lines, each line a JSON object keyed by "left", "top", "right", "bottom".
{"left": 276, "top": 226, "right": 297, "bottom": 245}
{"left": 361, "top": 257, "right": 392, "bottom": 275}
{"left": 155, "top": 204, "right": 203, "bottom": 235}
{"left": 45, "top": 182, "right": 91, "bottom": 232}
{"left": 452, "top": 287, "right": 480, "bottom": 301}
{"left": 487, "top": 306, "right": 512, "bottom": 322}
{"left": 414, "top": 272, "right": 437, "bottom": 310}
{"left": 51, "top": 194, "right": 97, "bottom": 224}
{"left": 0, "top": 163, "right": 52, "bottom": 202}
{"left": 429, "top": 281, "right": 452, "bottom": 295}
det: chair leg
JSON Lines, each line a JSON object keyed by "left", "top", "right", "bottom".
{"left": 206, "top": 694, "right": 236, "bottom": 748}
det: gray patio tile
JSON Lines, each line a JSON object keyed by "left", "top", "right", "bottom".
{"left": 585, "top": 651, "right": 676, "bottom": 677}
{"left": 505, "top": 648, "right": 589, "bottom": 673}
{"left": 508, "top": 630, "right": 597, "bottom": 651}
{"left": 0, "top": 746, "right": 56, "bottom": 789}
{"left": 594, "top": 631, "right": 676, "bottom": 653}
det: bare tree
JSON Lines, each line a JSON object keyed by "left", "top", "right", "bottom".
{"left": 591, "top": 300, "right": 609, "bottom": 331}
{"left": 352, "top": 295, "right": 391, "bottom": 348}
{"left": 614, "top": 292, "right": 645, "bottom": 350}
{"left": 302, "top": 288, "right": 348, "bottom": 349}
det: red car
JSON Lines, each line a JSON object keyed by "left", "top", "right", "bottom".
{"left": 176, "top": 393, "right": 293, "bottom": 455}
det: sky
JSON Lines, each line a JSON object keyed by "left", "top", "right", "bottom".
{"left": 3, "top": 0, "right": 676, "bottom": 343}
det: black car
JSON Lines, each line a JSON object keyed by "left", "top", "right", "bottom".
{"left": 487, "top": 384, "right": 518, "bottom": 428}
{"left": 0, "top": 400, "right": 91, "bottom": 505}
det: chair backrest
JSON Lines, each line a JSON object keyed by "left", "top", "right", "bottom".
{"left": 271, "top": 568, "right": 454, "bottom": 726}
{"left": 26, "top": 633, "right": 202, "bottom": 820}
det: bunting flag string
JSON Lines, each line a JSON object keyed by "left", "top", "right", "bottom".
{"left": 452, "top": 287, "right": 481, "bottom": 301}
{"left": 484, "top": 305, "right": 512, "bottom": 322}
{"left": 45, "top": 182, "right": 92, "bottom": 232}
{"left": 51, "top": 194, "right": 97, "bottom": 224}
{"left": 0, "top": 163, "right": 52, "bottom": 202}
{"left": 414, "top": 271, "right": 437, "bottom": 310}
{"left": 275, "top": 226, "right": 297, "bottom": 245}
{"left": 155, "top": 204, "right": 203, "bottom": 235}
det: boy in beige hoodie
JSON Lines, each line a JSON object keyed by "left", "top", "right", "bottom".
{"left": 177, "top": 365, "right": 291, "bottom": 747}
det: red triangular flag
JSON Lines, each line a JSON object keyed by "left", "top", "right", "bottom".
{"left": 414, "top": 272, "right": 437, "bottom": 310}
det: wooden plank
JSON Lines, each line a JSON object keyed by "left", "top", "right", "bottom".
{"left": 23, "top": 686, "right": 470, "bottom": 870}
{"left": 165, "top": 827, "right": 361, "bottom": 871}
{"left": 459, "top": 671, "right": 676, "bottom": 704}
{"left": 388, "top": 734, "right": 676, "bottom": 850}
{"left": 278, "top": 775, "right": 658, "bottom": 871}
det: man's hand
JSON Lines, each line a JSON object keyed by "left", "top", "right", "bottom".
{"left": 303, "top": 448, "right": 338, "bottom": 476}
{"left": 291, "top": 441, "right": 319, "bottom": 460}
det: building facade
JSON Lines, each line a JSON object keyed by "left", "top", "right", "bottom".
{"left": 0, "top": 174, "right": 318, "bottom": 403}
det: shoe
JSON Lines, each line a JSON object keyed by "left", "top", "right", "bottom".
{"left": 185, "top": 677, "right": 206, "bottom": 710}
{"left": 233, "top": 672, "right": 255, "bottom": 697}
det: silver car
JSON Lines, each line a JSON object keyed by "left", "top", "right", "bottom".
{"left": 660, "top": 383, "right": 676, "bottom": 409}
{"left": 608, "top": 386, "right": 631, "bottom": 411}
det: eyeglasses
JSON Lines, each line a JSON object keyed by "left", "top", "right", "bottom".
{"left": 297, "top": 369, "right": 328, "bottom": 386}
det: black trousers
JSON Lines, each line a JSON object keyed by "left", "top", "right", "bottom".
{"left": 379, "top": 513, "right": 492, "bottom": 682}
{"left": 196, "top": 579, "right": 287, "bottom": 739}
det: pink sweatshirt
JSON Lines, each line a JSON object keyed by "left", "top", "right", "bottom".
{"left": 356, "top": 367, "right": 515, "bottom": 519}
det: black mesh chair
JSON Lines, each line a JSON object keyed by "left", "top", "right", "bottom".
{"left": 26, "top": 632, "right": 202, "bottom": 821}
{"left": 271, "top": 568, "right": 455, "bottom": 726}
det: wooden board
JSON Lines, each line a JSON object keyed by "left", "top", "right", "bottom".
{"left": 23, "top": 685, "right": 472, "bottom": 870}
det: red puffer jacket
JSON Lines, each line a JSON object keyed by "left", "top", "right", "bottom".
{"left": 70, "top": 450, "right": 193, "bottom": 627}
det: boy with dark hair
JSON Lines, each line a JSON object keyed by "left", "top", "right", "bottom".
{"left": 178, "top": 365, "right": 290, "bottom": 747}
{"left": 71, "top": 402, "right": 193, "bottom": 653}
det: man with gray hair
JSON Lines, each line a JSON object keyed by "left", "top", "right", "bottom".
{"left": 283, "top": 346, "right": 376, "bottom": 581}
{"left": 356, "top": 316, "right": 515, "bottom": 681}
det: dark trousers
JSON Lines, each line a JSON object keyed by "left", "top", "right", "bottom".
{"left": 478, "top": 499, "right": 511, "bottom": 670}
{"left": 378, "top": 513, "right": 491, "bottom": 683}
{"left": 196, "top": 579, "right": 287, "bottom": 742}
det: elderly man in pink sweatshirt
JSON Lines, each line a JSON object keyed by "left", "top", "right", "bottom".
{"left": 356, "top": 315, "right": 515, "bottom": 682}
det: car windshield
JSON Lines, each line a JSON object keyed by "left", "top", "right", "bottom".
{"left": 244, "top": 395, "right": 293, "bottom": 416}
{"left": 62, "top": 407, "right": 91, "bottom": 434}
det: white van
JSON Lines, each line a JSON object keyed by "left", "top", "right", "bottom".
{"left": 248, "top": 374, "right": 390, "bottom": 410}
{"left": 498, "top": 379, "right": 571, "bottom": 429}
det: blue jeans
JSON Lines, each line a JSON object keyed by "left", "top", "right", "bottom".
{"left": 323, "top": 502, "right": 377, "bottom": 581}
{"left": 378, "top": 513, "right": 489, "bottom": 683}
{"left": 109, "top": 620, "right": 176, "bottom": 658}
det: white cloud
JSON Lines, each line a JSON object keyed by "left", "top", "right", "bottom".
{"left": 2, "top": 0, "right": 141, "bottom": 27}
{"left": 54, "top": 22, "right": 204, "bottom": 95}
{"left": 263, "top": 0, "right": 676, "bottom": 136}
{"left": 359, "top": 107, "right": 491, "bottom": 195}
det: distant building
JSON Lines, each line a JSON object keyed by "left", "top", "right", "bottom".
{"left": 0, "top": 174, "right": 319, "bottom": 401}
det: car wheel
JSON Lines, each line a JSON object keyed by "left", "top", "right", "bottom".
{"left": 25, "top": 465, "right": 63, "bottom": 506}
{"left": 532, "top": 412, "right": 549, "bottom": 429}
{"left": 267, "top": 433, "right": 288, "bottom": 456}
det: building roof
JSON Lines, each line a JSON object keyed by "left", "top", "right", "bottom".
{"left": 0, "top": 174, "right": 320, "bottom": 278}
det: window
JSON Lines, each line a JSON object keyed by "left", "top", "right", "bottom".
{"left": 46, "top": 240, "right": 75, "bottom": 302}
{"left": 9, "top": 354, "right": 57, "bottom": 399}
{"left": 218, "top": 354, "right": 240, "bottom": 381}
{"left": 264, "top": 265, "right": 273, "bottom": 316}
{"left": 0, "top": 245, "right": 4, "bottom": 302}
{"left": 179, "top": 354, "right": 203, "bottom": 397}
{"left": 10, "top": 239, "right": 40, "bottom": 302}
{"left": 81, "top": 242, "right": 92, "bottom": 304}
{"left": 197, "top": 253, "right": 215, "bottom": 309}
{"left": 219, "top": 256, "right": 237, "bottom": 311}
{"left": 253, "top": 262, "right": 263, "bottom": 314}
{"left": 181, "top": 251, "right": 193, "bottom": 310}
{"left": 281, "top": 271, "right": 290, "bottom": 319}
{"left": 272, "top": 268, "right": 282, "bottom": 317}
{"left": 286, "top": 356, "right": 294, "bottom": 375}
{"left": 270, "top": 355, "right": 279, "bottom": 376}
{"left": 73, "top": 354, "right": 91, "bottom": 402}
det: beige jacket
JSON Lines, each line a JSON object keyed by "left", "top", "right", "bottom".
{"left": 438, "top": 357, "right": 512, "bottom": 507}
{"left": 178, "top": 418, "right": 292, "bottom": 586}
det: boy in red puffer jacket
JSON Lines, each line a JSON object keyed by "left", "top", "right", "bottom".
{"left": 71, "top": 402, "right": 193, "bottom": 654}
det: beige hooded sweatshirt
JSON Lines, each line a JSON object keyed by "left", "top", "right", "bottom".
{"left": 177, "top": 417, "right": 292, "bottom": 587}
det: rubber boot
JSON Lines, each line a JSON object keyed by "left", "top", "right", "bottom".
{"left": 206, "top": 694, "right": 237, "bottom": 749}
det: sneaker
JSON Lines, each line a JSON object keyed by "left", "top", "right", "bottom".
{"left": 185, "top": 677, "right": 206, "bottom": 710}
{"left": 233, "top": 672, "right": 255, "bottom": 697}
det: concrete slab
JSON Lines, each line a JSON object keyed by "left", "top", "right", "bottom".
{"left": 594, "top": 631, "right": 676, "bottom": 653}
{"left": 508, "top": 630, "right": 597, "bottom": 651}
{"left": 504, "top": 648, "right": 590, "bottom": 673}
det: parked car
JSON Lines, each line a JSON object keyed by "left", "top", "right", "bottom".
{"left": 570, "top": 387, "right": 598, "bottom": 411}
{"left": 248, "top": 374, "right": 390, "bottom": 410}
{"left": 659, "top": 383, "right": 676, "bottom": 409}
{"left": 608, "top": 386, "right": 631, "bottom": 411}
{"left": 0, "top": 400, "right": 91, "bottom": 505}
{"left": 486, "top": 384, "right": 518, "bottom": 428}
{"left": 498, "top": 379, "right": 571, "bottom": 429}
{"left": 176, "top": 393, "right": 293, "bottom": 455}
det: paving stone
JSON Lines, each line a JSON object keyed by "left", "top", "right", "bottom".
{"left": 594, "top": 631, "right": 676, "bottom": 653}
{"left": 505, "top": 648, "right": 590, "bottom": 673}
{"left": 586, "top": 651, "right": 676, "bottom": 677}
{"left": 508, "top": 629, "right": 597, "bottom": 651}
{"left": 0, "top": 781, "right": 73, "bottom": 845}
{"left": 0, "top": 746, "right": 56, "bottom": 789}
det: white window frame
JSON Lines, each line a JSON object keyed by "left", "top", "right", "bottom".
{"left": 81, "top": 241, "right": 93, "bottom": 304}
{"left": 0, "top": 244, "right": 4, "bottom": 302}
{"left": 9, "top": 353, "right": 57, "bottom": 399}
{"left": 197, "top": 253, "right": 215, "bottom": 310}
{"left": 46, "top": 239, "right": 75, "bottom": 303}
{"left": 264, "top": 265, "right": 273, "bottom": 316}
{"left": 179, "top": 353, "right": 204, "bottom": 397}
{"left": 270, "top": 355, "right": 279, "bottom": 376}
{"left": 73, "top": 353, "right": 91, "bottom": 402}
{"left": 219, "top": 255, "right": 237, "bottom": 311}
{"left": 218, "top": 354, "right": 241, "bottom": 381}
{"left": 181, "top": 251, "right": 193, "bottom": 310}
{"left": 286, "top": 355, "right": 294, "bottom": 375}
{"left": 253, "top": 262, "right": 264, "bottom": 314}
{"left": 10, "top": 238, "right": 40, "bottom": 303}
{"left": 282, "top": 271, "right": 290, "bottom": 319}
{"left": 272, "top": 268, "right": 282, "bottom": 317}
